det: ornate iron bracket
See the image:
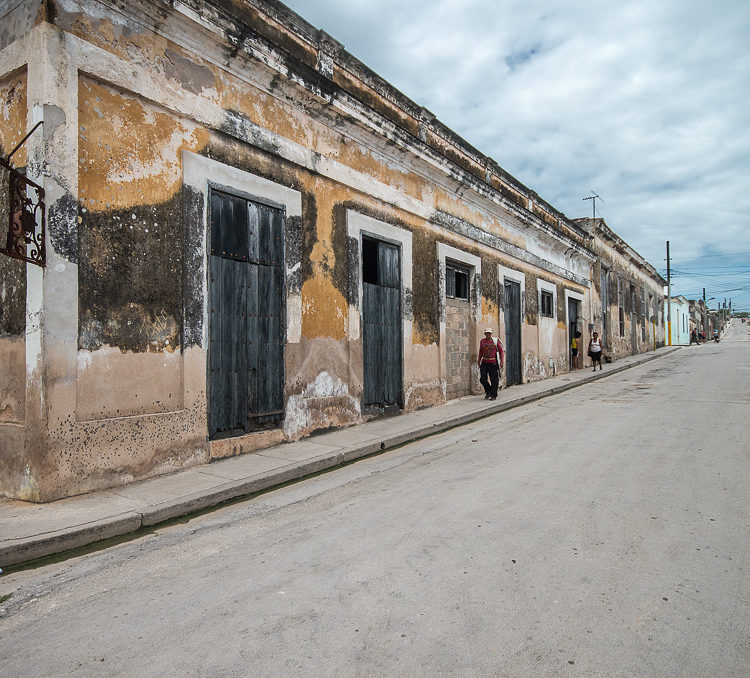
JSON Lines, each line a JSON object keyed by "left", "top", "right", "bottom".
{"left": 1, "top": 121, "right": 46, "bottom": 267}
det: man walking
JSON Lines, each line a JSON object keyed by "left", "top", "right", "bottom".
{"left": 478, "top": 328, "right": 504, "bottom": 400}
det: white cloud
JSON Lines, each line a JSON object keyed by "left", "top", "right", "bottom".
{"left": 283, "top": 0, "right": 750, "bottom": 309}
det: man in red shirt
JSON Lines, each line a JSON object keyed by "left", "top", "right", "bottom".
{"left": 478, "top": 327, "right": 504, "bottom": 400}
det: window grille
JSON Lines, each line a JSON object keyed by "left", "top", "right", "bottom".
{"left": 446, "top": 262, "right": 470, "bottom": 301}
{"left": 0, "top": 157, "right": 45, "bottom": 267}
{"left": 540, "top": 290, "right": 554, "bottom": 318}
{"left": 1, "top": 122, "right": 45, "bottom": 267}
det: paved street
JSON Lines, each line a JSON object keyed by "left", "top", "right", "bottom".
{"left": 1, "top": 322, "right": 748, "bottom": 677}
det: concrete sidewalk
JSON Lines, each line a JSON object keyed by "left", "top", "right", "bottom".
{"left": 0, "top": 346, "right": 680, "bottom": 568}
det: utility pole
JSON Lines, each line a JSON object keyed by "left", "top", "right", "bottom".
{"left": 666, "top": 241, "right": 671, "bottom": 346}
{"left": 702, "top": 288, "right": 707, "bottom": 338}
{"left": 583, "top": 192, "right": 602, "bottom": 220}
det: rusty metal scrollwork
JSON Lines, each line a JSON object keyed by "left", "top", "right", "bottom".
{"left": 1, "top": 156, "right": 46, "bottom": 267}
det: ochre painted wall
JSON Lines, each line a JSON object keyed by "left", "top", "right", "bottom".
{"left": 0, "top": 4, "right": 599, "bottom": 500}
{"left": 0, "top": 69, "right": 29, "bottom": 497}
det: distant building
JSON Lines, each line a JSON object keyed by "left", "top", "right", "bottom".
{"left": 688, "top": 299, "right": 712, "bottom": 339}
{"left": 574, "top": 218, "right": 667, "bottom": 360}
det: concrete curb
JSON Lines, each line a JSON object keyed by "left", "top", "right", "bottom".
{"left": 0, "top": 347, "right": 680, "bottom": 569}
{"left": 0, "top": 513, "right": 142, "bottom": 567}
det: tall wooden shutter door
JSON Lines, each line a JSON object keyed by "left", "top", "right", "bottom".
{"left": 504, "top": 280, "right": 522, "bottom": 386}
{"left": 209, "top": 191, "right": 284, "bottom": 439}
{"left": 362, "top": 239, "right": 402, "bottom": 408}
{"left": 249, "top": 203, "right": 285, "bottom": 425}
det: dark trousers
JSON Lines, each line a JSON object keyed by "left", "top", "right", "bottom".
{"left": 480, "top": 362, "right": 499, "bottom": 397}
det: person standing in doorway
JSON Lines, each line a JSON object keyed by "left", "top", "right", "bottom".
{"left": 588, "top": 331, "right": 603, "bottom": 371}
{"left": 478, "top": 328, "right": 504, "bottom": 400}
{"left": 571, "top": 331, "right": 581, "bottom": 370}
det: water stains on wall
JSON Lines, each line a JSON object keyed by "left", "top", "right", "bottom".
{"left": 0, "top": 70, "right": 28, "bottom": 488}
{"left": 0, "top": 1, "right": 620, "bottom": 501}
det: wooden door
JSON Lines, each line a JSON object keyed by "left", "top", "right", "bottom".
{"left": 504, "top": 280, "right": 522, "bottom": 386}
{"left": 630, "top": 284, "right": 638, "bottom": 354}
{"left": 568, "top": 298, "right": 579, "bottom": 370}
{"left": 362, "top": 237, "right": 402, "bottom": 408}
{"left": 208, "top": 190, "right": 284, "bottom": 439}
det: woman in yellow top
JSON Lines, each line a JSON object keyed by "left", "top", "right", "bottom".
{"left": 570, "top": 331, "right": 581, "bottom": 370}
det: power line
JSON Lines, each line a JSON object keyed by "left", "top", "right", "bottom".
{"left": 665, "top": 250, "right": 750, "bottom": 262}
{"left": 660, "top": 269, "right": 750, "bottom": 279}
{"left": 669, "top": 270, "right": 750, "bottom": 279}
{"left": 672, "top": 264, "right": 750, "bottom": 273}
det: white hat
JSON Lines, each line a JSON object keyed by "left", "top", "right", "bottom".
{"left": 484, "top": 327, "right": 493, "bottom": 333}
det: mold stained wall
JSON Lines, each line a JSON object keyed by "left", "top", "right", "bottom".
{"left": 533, "top": 277, "right": 571, "bottom": 379}
{"left": 2, "top": 1, "right": 597, "bottom": 498}
{"left": 0, "top": 69, "right": 28, "bottom": 497}
{"left": 76, "top": 75, "right": 208, "bottom": 421}
{"left": 591, "top": 239, "right": 665, "bottom": 359}
{"left": 31, "top": 5, "right": 442, "bottom": 495}
{"left": 509, "top": 268, "right": 586, "bottom": 383}
{"left": 62, "top": 0, "right": 593, "bottom": 407}
{"left": 50, "top": 0, "right": 446, "bottom": 429}
{"left": 61, "top": 2, "right": 447, "bottom": 423}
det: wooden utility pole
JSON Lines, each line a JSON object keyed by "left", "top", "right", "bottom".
{"left": 666, "top": 241, "right": 672, "bottom": 346}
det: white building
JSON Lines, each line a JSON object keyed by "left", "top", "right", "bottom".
{"left": 666, "top": 296, "right": 691, "bottom": 345}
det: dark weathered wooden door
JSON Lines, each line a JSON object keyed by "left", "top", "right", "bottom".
{"left": 504, "top": 280, "right": 522, "bottom": 386}
{"left": 208, "top": 190, "right": 284, "bottom": 439}
{"left": 362, "top": 237, "right": 402, "bottom": 408}
{"left": 568, "top": 298, "right": 579, "bottom": 370}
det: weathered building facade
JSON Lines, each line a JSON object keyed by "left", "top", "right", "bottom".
{"left": 575, "top": 218, "right": 666, "bottom": 360}
{"left": 2, "top": 0, "right": 607, "bottom": 501}
{"left": 688, "top": 298, "right": 717, "bottom": 339}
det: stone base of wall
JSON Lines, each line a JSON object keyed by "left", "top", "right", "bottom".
{"left": 210, "top": 429, "right": 285, "bottom": 460}
{"left": 445, "top": 299, "right": 472, "bottom": 399}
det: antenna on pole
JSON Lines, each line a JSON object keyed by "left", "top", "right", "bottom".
{"left": 582, "top": 191, "right": 603, "bottom": 219}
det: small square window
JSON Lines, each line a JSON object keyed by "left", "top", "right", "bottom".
{"left": 446, "top": 263, "right": 470, "bottom": 301}
{"left": 540, "top": 290, "right": 554, "bottom": 318}
{"left": 362, "top": 237, "right": 378, "bottom": 285}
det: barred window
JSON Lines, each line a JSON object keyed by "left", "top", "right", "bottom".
{"left": 446, "top": 262, "right": 470, "bottom": 301}
{"left": 540, "top": 290, "right": 554, "bottom": 318}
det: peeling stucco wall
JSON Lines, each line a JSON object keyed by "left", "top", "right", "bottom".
{"left": 76, "top": 76, "right": 208, "bottom": 420}
{"left": 0, "top": 0, "right": 44, "bottom": 54}
{"left": 0, "top": 69, "right": 28, "bottom": 496}
{"left": 0, "top": 0, "right": 603, "bottom": 500}
{"left": 0, "top": 69, "right": 27, "bottom": 164}
{"left": 589, "top": 237, "right": 665, "bottom": 360}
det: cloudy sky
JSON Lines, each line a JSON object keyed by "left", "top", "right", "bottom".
{"left": 283, "top": 0, "right": 750, "bottom": 312}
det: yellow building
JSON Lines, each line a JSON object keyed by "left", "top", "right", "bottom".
{"left": 1, "top": 0, "right": 608, "bottom": 500}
